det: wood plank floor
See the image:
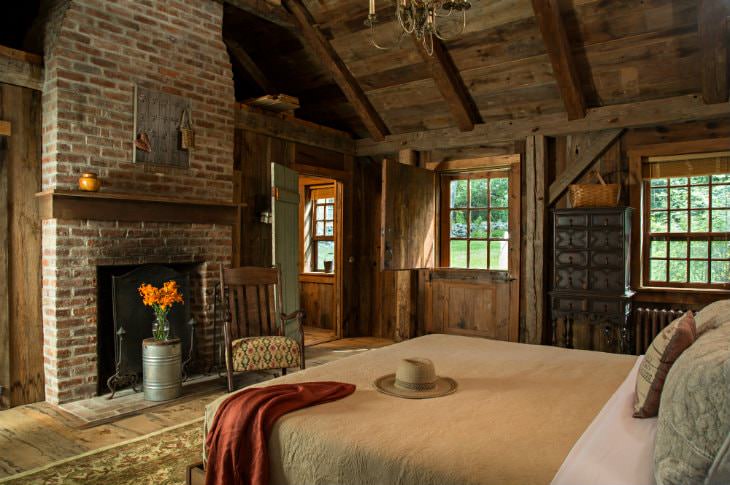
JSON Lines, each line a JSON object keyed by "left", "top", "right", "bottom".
{"left": 303, "top": 325, "right": 337, "bottom": 346}
{"left": 0, "top": 337, "right": 392, "bottom": 478}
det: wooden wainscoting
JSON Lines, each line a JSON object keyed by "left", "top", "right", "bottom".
{"left": 299, "top": 273, "right": 336, "bottom": 331}
{"left": 425, "top": 269, "right": 517, "bottom": 341}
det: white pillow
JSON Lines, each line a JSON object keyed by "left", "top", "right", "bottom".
{"left": 695, "top": 299, "right": 730, "bottom": 335}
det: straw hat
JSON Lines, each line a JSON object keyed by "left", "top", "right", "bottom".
{"left": 374, "top": 357, "right": 457, "bottom": 399}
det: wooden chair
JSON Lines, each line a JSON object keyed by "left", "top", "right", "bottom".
{"left": 219, "top": 266, "right": 305, "bottom": 392}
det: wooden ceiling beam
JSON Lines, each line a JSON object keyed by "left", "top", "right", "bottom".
{"left": 221, "top": 0, "right": 297, "bottom": 31}
{"left": 0, "top": 45, "right": 43, "bottom": 92}
{"left": 698, "top": 0, "right": 729, "bottom": 104}
{"left": 224, "top": 38, "right": 275, "bottom": 94}
{"left": 414, "top": 38, "right": 481, "bottom": 132}
{"left": 355, "top": 93, "right": 730, "bottom": 155}
{"left": 235, "top": 105, "right": 355, "bottom": 154}
{"left": 530, "top": 0, "right": 586, "bottom": 120}
{"left": 282, "top": 0, "right": 389, "bottom": 141}
{"left": 548, "top": 129, "right": 624, "bottom": 204}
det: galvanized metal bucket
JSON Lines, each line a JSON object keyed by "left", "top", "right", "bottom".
{"left": 142, "top": 338, "right": 182, "bottom": 402}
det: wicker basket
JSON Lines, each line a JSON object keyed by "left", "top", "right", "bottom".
{"left": 569, "top": 170, "right": 620, "bottom": 208}
{"left": 179, "top": 109, "right": 195, "bottom": 150}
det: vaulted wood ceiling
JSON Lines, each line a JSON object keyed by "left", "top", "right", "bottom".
{"left": 225, "top": 0, "right": 727, "bottom": 141}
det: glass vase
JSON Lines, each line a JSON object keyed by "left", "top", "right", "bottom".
{"left": 152, "top": 317, "right": 171, "bottom": 341}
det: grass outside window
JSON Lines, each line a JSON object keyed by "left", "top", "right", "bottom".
{"left": 442, "top": 172, "right": 510, "bottom": 270}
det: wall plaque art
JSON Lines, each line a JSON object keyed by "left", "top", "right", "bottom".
{"left": 133, "top": 85, "right": 191, "bottom": 169}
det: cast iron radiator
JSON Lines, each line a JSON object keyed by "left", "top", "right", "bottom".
{"left": 633, "top": 307, "right": 686, "bottom": 355}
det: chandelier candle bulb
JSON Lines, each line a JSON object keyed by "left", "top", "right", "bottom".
{"left": 366, "top": 0, "right": 470, "bottom": 55}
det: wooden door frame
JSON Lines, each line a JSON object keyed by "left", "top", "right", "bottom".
{"left": 292, "top": 157, "right": 352, "bottom": 339}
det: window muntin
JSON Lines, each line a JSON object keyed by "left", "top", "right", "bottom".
{"left": 444, "top": 172, "right": 510, "bottom": 270}
{"left": 645, "top": 174, "right": 730, "bottom": 288}
{"left": 312, "top": 196, "right": 335, "bottom": 271}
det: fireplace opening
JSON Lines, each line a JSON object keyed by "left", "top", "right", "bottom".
{"left": 96, "top": 262, "right": 201, "bottom": 396}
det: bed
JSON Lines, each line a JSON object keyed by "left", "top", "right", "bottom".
{"left": 201, "top": 334, "right": 655, "bottom": 485}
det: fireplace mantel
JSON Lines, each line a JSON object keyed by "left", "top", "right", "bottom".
{"left": 36, "top": 189, "right": 243, "bottom": 225}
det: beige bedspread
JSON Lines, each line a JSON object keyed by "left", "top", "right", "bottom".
{"left": 204, "top": 334, "right": 636, "bottom": 485}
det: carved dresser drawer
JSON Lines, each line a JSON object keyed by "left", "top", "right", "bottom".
{"left": 550, "top": 207, "right": 634, "bottom": 354}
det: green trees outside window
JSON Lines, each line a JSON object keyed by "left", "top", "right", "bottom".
{"left": 447, "top": 174, "right": 509, "bottom": 270}
{"left": 646, "top": 174, "right": 730, "bottom": 287}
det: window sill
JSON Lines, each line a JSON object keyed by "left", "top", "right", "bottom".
{"left": 299, "top": 273, "right": 335, "bottom": 284}
{"left": 433, "top": 267, "right": 509, "bottom": 274}
{"left": 639, "top": 286, "right": 730, "bottom": 294}
{"left": 635, "top": 286, "right": 730, "bottom": 306}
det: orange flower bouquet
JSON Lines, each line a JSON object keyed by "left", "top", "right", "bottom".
{"left": 138, "top": 280, "right": 184, "bottom": 341}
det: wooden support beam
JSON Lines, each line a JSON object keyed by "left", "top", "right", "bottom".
{"left": 235, "top": 105, "right": 355, "bottom": 154}
{"left": 1, "top": 84, "right": 44, "bottom": 406}
{"left": 414, "top": 38, "right": 481, "bottom": 132}
{"left": 0, "top": 121, "right": 10, "bottom": 136}
{"left": 355, "top": 93, "right": 730, "bottom": 156}
{"left": 282, "top": 0, "right": 390, "bottom": 141}
{"left": 394, "top": 149, "right": 419, "bottom": 341}
{"left": 0, "top": 117, "right": 8, "bottom": 408}
{"left": 224, "top": 38, "right": 275, "bottom": 94}
{"left": 548, "top": 128, "right": 624, "bottom": 204}
{"left": 221, "top": 0, "right": 297, "bottom": 31}
{"left": 530, "top": 0, "right": 586, "bottom": 119}
{"left": 522, "top": 135, "right": 547, "bottom": 345}
{"left": 699, "top": 0, "right": 729, "bottom": 104}
{"left": 0, "top": 45, "right": 43, "bottom": 92}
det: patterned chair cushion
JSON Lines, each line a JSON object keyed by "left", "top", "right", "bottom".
{"left": 230, "top": 336, "right": 301, "bottom": 372}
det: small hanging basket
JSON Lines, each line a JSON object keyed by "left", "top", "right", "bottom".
{"left": 569, "top": 170, "right": 620, "bottom": 208}
{"left": 179, "top": 109, "right": 195, "bottom": 150}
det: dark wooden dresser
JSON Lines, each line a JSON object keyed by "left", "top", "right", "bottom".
{"left": 549, "top": 207, "right": 635, "bottom": 353}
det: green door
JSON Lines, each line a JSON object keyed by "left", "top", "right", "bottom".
{"left": 271, "top": 163, "right": 300, "bottom": 337}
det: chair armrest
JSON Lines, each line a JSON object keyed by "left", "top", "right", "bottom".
{"left": 279, "top": 310, "right": 304, "bottom": 338}
{"left": 280, "top": 310, "right": 304, "bottom": 322}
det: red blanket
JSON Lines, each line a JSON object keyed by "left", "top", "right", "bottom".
{"left": 205, "top": 382, "right": 356, "bottom": 485}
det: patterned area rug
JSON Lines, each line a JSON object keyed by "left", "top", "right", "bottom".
{"left": 0, "top": 418, "right": 203, "bottom": 485}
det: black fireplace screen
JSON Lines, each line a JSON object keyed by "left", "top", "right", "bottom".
{"left": 107, "top": 264, "right": 192, "bottom": 395}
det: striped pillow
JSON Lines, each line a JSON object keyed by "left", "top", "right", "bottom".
{"left": 633, "top": 311, "right": 696, "bottom": 418}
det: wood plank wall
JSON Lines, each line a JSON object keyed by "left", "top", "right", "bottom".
{"left": 233, "top": 126, "right": 357, "bottom": 337}
{"left": 300, "top": 276, "right": 335, "bottom": 330}
{"left": 351, "top": 157, "right": 385, "bottom": 337}
{"left": 549, "top": 118, "right": 730, "bottom": 350}
{"left": 234, "top": 115, "right": 730, "bottom": 346}
{"left": 0, "top": 83, "right": 43, "bottom": 408}
{"left": 356, "top": 118, "right": 730, "bottom": 345}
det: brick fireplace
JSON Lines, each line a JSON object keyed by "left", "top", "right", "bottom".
{"left": 40, "top": 0, "right": 235, "bottom": 404}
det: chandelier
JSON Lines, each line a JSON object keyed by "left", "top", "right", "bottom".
{"left": 365, "top": 0, "right": 471, "bottom": 55}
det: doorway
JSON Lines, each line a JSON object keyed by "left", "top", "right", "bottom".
{"left": 298, "top": 175, "right": 342, "bottom": 346}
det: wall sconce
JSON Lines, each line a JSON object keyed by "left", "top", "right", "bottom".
{"left": 259, "top": 211, "right": 272, "bottom": 224}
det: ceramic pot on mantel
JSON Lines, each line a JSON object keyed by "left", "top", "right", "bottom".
{"left": 142, "top": 338, "right": 182, "bottom": 402}
{"left": 78, "top": 172, "right": 101, "bottom": 192}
